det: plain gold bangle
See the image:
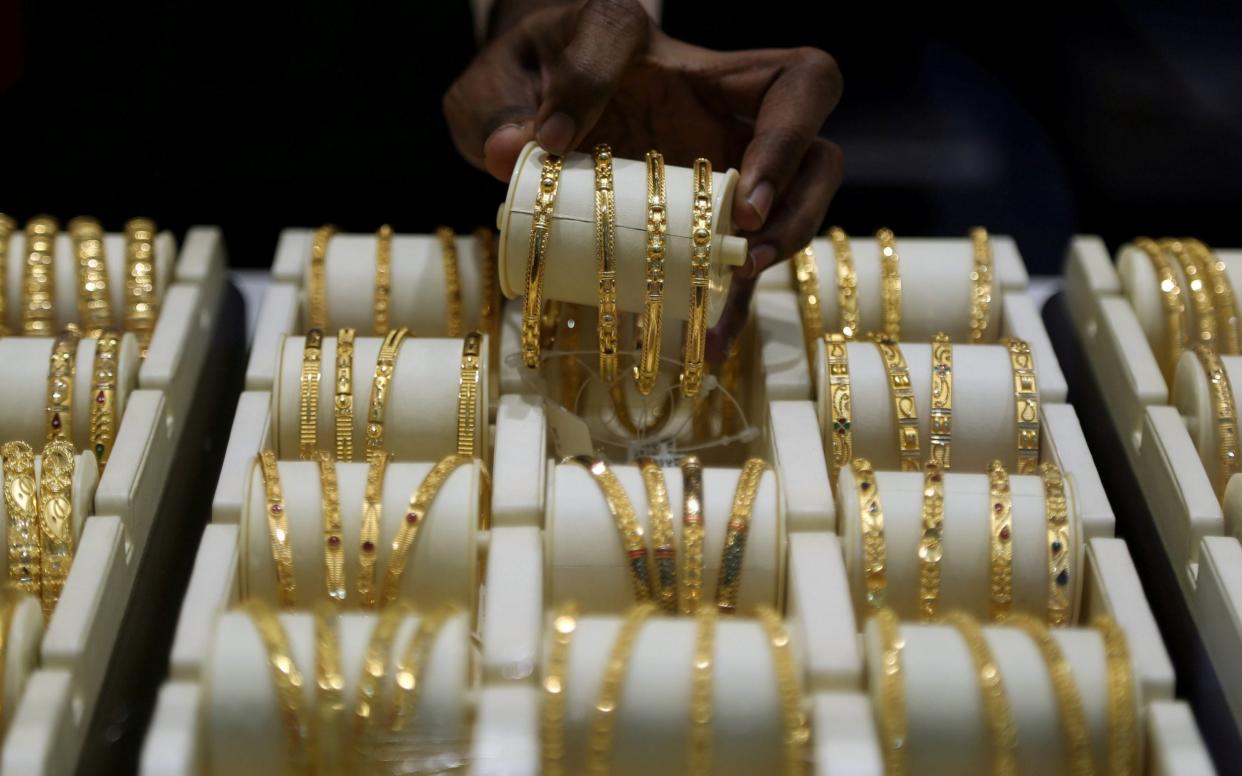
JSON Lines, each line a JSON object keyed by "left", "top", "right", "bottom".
{"left": 876, "top": 227, "right": 902, "bottom": 340}
{"left": 567, "top": 455, "right": 654, "bottom": 603}
{"left": 352, "top": 601, "right": 413, "bottom": 762}
{"left": 755, "top": 605, "right": 811, "bottom": 776}
{"left": 715, "top": 458, "right": 767, "bottom": 614}
{"left": 1040, "top": 463, "right": 1072, "bottom": 627}
{"left": 46, "top": 326, "right": 81, "bottom": 443}
{"left": 854, "top": 458, "right": 888, "bottom": 611}
{"left": 542, "top": 602, "right": 579, "bottom": 776}
{"left": 969, "top": 227, "right": 994, "bottom": 343}
{"left": 917, "top": 460, "right": 945, "bottom": 621}
{"left": 874, "top": 607, "right": 907, "bottom": 776}
{"left": 89, "top": 328, "right": 121, "bottom": 471}
{"left": 313, "top": 603, "right": 345, "bottom": 775}
{"left": 243, "top": 600, "right": 313, "bottom": 772}
{"left": 586, "top": 603, "right": 656, "bottom": 775}
{"left": 456, "top": 331, "right": 483, "bottom": 457}
{"left": 317, "top": 452, "right": 345, "bottom": 604}
{"left": 929, "top": 333, "right": 953, "bottom": 469}
{"left": 1188, "top": 238, "right": 1240, "bottom": 354}
{"left": 825, "top": 333, "right": 854, "bottom": 488}
{"left": 38, "top": 439, "right": 76, "bottom": 618}
{"left": 387, "top": 607, "right": 453, "bottom": 734}
{"left": 1133, "top": 236, "right": 1186, "bottom": 383}
{"left": 1003, "top": 337, "right": 1040, "bottom": 474}
{"left": 23, "top": 215, "right": 58, "bottom": 336}
{"left": 988, "top": 461, "right": 1014, "bottom": 621}
{"left": 1163, "top": 237, "right": 1217, "bottom": 348}
{"left": 307, "top": 225, "right": 336, "bottom": 331}
{"left": 874, "top": 337, "right": 921, "bottom": 471}
{"left": 792, "top": 242, "right": 824, "bottom": 367}
{"left": 123, "top": 217, "right": 159, "bottom": 358}
{"left": 3, "top": 441, "right": 41, "bottom": 598}
{"left": 365, "top": 326, "right": 410, "bottom": 458}
{"left": 521, "top": 155, "right": 564, "bottom": 369}
{"left": 1192, "top": 345, "right": 1241, "bottom": 497}
{"left": 374, "top": 224, "right": 393, "bottom": 336}
{"left": 380, "top": 454, "right": 472, "bottom": 606}
{"left": 334, "top": 328, "right": 356, "bottom": 462}
{"left": 637, "top": 458, "right": 677, "bottom": 614}
{"left": 830, "top": 227, "right": 859, "bottom": 339}
{"left": 357, "top": 451, "right": 389, "bottom": 608}
{"left": 1094, "top": 615, "right": 1138, "bottom": 776}
{"left": 636, "top": 150, "right": 668, "bottom": 396}
{"left": 259, "top": 451, "right": 296, "bottom": 607}
{"left": 593, "top": 144, "right": 620, "bottom": 384}
{"left": 299, "top": 329, "right": 324, "bottom": 460}
{"left": 944, "top": 612, "right": 1017, "bottom": 776}
{"left": 688, "top": 606, "right": 717, "bottom": 776}
{"left": 475, "top": 227, "right": 500, "bottom": 340}
{"left": 0, "top": 213, "right": 14, "bottom": 335}
{"left": 680, "top": 157, "right": 713, "bottom": 398}
{"left": 436, "top": 226, "right": 464, "bottom": 338}
{"left": 678, "top": 455, "right": 705, "bottom": 615}
{"left": 69, "top": 216, "right": 114, "bottom": 336}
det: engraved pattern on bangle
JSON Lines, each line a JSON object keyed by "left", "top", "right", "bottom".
{"left": 123, "top": 217, "right": 159, "bottom": 358}
{"left": 521, "top": 155, "right": 564, "bottom": 369}
{"left": 969, "top": 227, "right": 994, "bottom": 343}
{"left": 1094, "top": 615, "right": 1138, "bottom": 776}
{"left": 89, "top": 328, "right": 120, "bottom": 471}
{"left": 1003, "top": 337, "right": 1040, "bottom": 474}
{"left": 334, "top": 328, "right": 356, "bottom": 462}
{"left": 944, "top": 612, "right": 1017, "bottom": 776}
{"left": 1040, "top": 463, "right": 1072, "bottom": 627}
{"left": 3, "top": 441, "right": 41, "bottom": 598}
{"left": 23, "top": 215, "right": 58, "bottom": 336}
{"left": 365, "top": 326, "right": 409, "bottom": 458}
{"left": 387, "top": 607, "right": 452, "bottom": 734}
{"left": 929, "top": 333, "right": 953, "bottom": 469}
{"left": 380, "top": 454, "right": 472, "bottom": 606}
{"left": 877, "top": 227, "right": 902, "bottom": 340}
{"left": 358, "top": 451, "right": 389, "bottom": 608}
{"left": 69, "top": 216, "right": 114, "bottom": 336}
{"left": 567, "top": 455, "right": 654, "bottom": 603}
{"left": 542, "top": 602, "right": 578, "bottom": 776}
{"left": 307, "top": 225, "right": 336, "bottom": 331}
{"left": 46, "top": 327, "right": 80, "bottom": 443}
{"left": 436, "top": 226, "right": 464, "bottom": 337}
{"left": 457, "top": 331, "right": 482, "bottom": 457}
{"left": 854, "top": 458, "right": 887, "bottom": 611}
{"left": 259, "top": 451, "right": 296, "bottom": 607}
{"left": 353, "top": 602, "right": 413, "bottom": 764}
{"left": 593, "top": 144, "right": 620, "bottom": 384}
{"left": 792, "top": 242, "right": 824, "bottom": 367}
{"left": 374, "top": 224, "right": 393, "bottom": 336}
{"left": 313, "top": 603, "right": 345, "bottom": 775}
{"left": 917, "top": 460, "right": 945, "bottom": 621}
{"left": 988, "top": 461, "right": 1014, "bottom": 620}
{"left": 874, "top": 608, "right": 907, "bottom": 776}
{"left": 715, "top": 458, "right": 767, "bottom": 614}
{"left": 755, "top": 605, "right": 811, "bottom": 776}
{"left": 244, "top": 600, "right": 313, "bottom": 774}
{"left": 680, "top": 158, "right": 713, "bottom": 398}
{"left": 874, "top": 337, "right": 921, "bottom": 471}
{"left": 636, "top": 150, "right": 668, "bottom": 396}
{"left": 299, "top": 329, "right": 324, "bottom": 460}
{"left": 0, "top": 213, "right": 14, "bottom": 335}
{"left": 586, "top": 602, "right": 656, "bottom": 775}
{"left": 1163, "top": 237, "right": 1217, "bottom": 348}
{"left": 637, "top": 458, "right": 677, "bottom": 614}
{"left": 317, "top": 452, "right": 345, "bottom": 603}
{"left": 678, "top": 455, "right": 705, "bottom": 615}
{"left": 475, "top": 227, "right": 500, "bottom": 339}
{"left": 1187, "top": 238, "right": 1240, "bottom": 354}
{"left": 1133, "top": 236, "right": 1186, "bottom": 382}
{"left": 1193, "top": 345, "right": 1241, "bottom": 496}
{"left": 825, "top": 334, "right": 854, "bottom": 488}
{"left": 38, "top": 439, "right": 75, "bottom": 617}
{"left": 688, "top": 606, "right": 717, "bottom": 776}
{"left": 829, "top": 227, "right": 859, "bottom": 339}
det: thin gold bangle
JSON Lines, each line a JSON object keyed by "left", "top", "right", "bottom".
{"left": 917, "top": 460, "right": 945, "bottom": 621}
{"left": 792, "top": 242, "right": 824, "bottom": 367}
{"left": 1094, "top": 615, "right": 1138, "bottom": 776}
{"left": 313, "top": 603, "right": 345, "bottom": 775}
{"left": 258, "top": 451, "right": 296, "bottom": 608}
{"left": 988, "top": 461, "right": 1014, "bottom": 621}
{"left": 755, "top": 605, "right": 810, "bottom": 776}
{"left": 475, "top": 227, "right": 500, "bottom": 340}
{"left": 825, "top": 333, "right": 854, "bottom": 488}
{"left": 387, "top": 607, "right": 453, "bottom": 733}
{"left": 688, "top": 606, "right": 717, "bottom": 776}
{"left": 586, "top": 602, "right": 656, "bottom": 775}
{"left": 679, "top": 456, "right": 705, "bottom": 615}
{"left": 874, "top": 337, "right": 921, "bottom": 471}
{"left": 436, "top": 226, "right": 464, "bottom": 338}
{"left": 1003, "top": 337, "right": 1040, "bottom": 474}
{"left": 637, "top": 458, "right": 677, "bottom": 614}
{"left": 929, "top": 333, "right": 953, "bottom": 469}
{"left": 566, "top": 455, "right": 655, "bottom": 603}
{"left": 3, "top": 441, "right": 41, "bottom": 598}
{"left": 69, "top": 216, "right": 114, "bottom": 336}
{"left": 944, "top": 611, "right": 1017, "bottom": 776}
{"left": 38, "top": 439, "right": 76, "bottom": 618}
{"left": 969, "top": 227, "right": 994, "bottom": 343}
{"left": 0, "top": 592, "right": 17, "bottom": 723}
{"left": 877, "top": 228, "right": 902, "bottom": 340}
{"left": 374, "top": 224, "right": 393, "bottom": 336}
{"left": 542, "top": 602, "right": 579, "bottom": 776}
{"left": 1040, "top": 463, "right": 1072, "bottom": 627}
{"left": 365, "top": 326, "right": 410, "bottom": 458}
{"left": 46, "top": 326, "right": 81, "bottom": 443}
{"left": 854, "top": 458, "right": 888, "bottom": 611}
{"left": 1193, "top": 345, "right": 1241, "bottom": 497}
{"left": 830, "top": 227, "right": 859, "bottom": 339}
{"left": 23, "top": 215, "right": 58, "bottom": 336}
{"left": 380, "top": 454, "right": 472, "bottom": 606}
{"left": 243, "top": 600, "right": 313, "bottom": 774}
{"left": 1163, "top": 237, "right": 1217, "bottom": 348}
{"left": 636, "top": 150, "right": 668, "bottom": 396}
{"left": 715, "top": 458, "right": 768, "bottom": 614}
{"left": 680, "top": 158, "right": 713, "bottom": 398}
{"left": 0, "top": 213, "right": 14, "bottom": 335}
{"left": 1187, "top": 238, "right": 1240, "bottom": 354}
{"left": 89, "top": 328, "right": 120, "bottom": 471}
{"left": 317, "top": 452, "right": 345, "bottom": 604}
{"left": 307, "top": 225, "right": 336, "bottom": 331}
{"left": 299, "top": 329, "right": 324, "bottom": 460}
{"left": 353, "top": 602, "right": 413, "bottom": 763}
{"left": 334, "top": 328, "right": 356, "bottom": 463}
{"left": 593, "top": 144, "right": 620, "bottom": 384}
{"left": 521, "top": 155, "right": 564, "bottom": 369}
{"left": 358, "top": 451, "right": 389, "bottom": 608}
{"left": 1133, "top": 236, "right": 1186, "bottom": 383}
{"left": 123, "top": 217, "right": 159, "bottom": 358}
{"left": 874, "top": 607, "right": 907, "bottom": 776}
{"left": 457, "top": 331, "right": 483, "bottom": 457}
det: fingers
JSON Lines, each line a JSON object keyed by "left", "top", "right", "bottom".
{"left": 706, "top": 275, "right": 756, "bottom": 364}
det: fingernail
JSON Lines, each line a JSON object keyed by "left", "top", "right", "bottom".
{"left": 743, "top": 244, "right": 776, "bottom": 278}
{"left": 484, "top": 124, "right": 529, "bottom": 181}
{"left": 746, "top": 181, "right": 774, "bottom": 225}
{"left": 537, "top": 112, "right": 576, "bottom": 155}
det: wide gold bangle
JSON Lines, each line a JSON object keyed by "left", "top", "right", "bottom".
{"left": 755, "top": 605, "right": 811, "bottom": 776}
{"left": 1094, "top": 615, "right": 1138, "bottom": 776}
{"left": 874, "top": 607, "right": 907, "bottom": 776}
{"left": 123, "top": 217, "right": 159, "bottom": 358}
{"left": 69, "top": 216, "right": 114, "bottom": 336}
{"left": 825, "top": 333, "right": 854, "bottom": 488}
{"left": 3, "top": 441, "right": 41, "bottom": 598}
{"left": 874, "top": 337, "right": 921, "bottom": 471}
{"left": 829, "top": 227, "right": 859, "bottom": 339}
{"left": 433, "top": 226, "right": 463, "bottom": 338}
{"left": 853, "top": 458, "right": 888, "bottom": 611}
{"left": 1163, "top": 237, "right": 1217, "bottom": 348}
{"left": 1188, "top": 238, "right": 1240, "bottom": 354}
{"left": 679, "top": 456, "right": 706, "bottom": 615}
{"left": 969, "top": 227, "right": 994, "bottom": 343}
{"left": 592, "top": 144, "right": 621, "bottom": 384}
{"left": 352, "top": 602, "right": 413, "bottom": 761}
{"left": 988, "top": 461, "right": 1014, "bottom": 621}
{"left": 299, "top": 329, "right": 324, "bottom": 460}
{"left": 38, "top": 439, "right": 76, "bottom": 618}
{"left": 357, "top": 451, "right": 389, "bottom": 608}
{"left": 917, "top": 460, "right": 945, "bottom": 621}
{"left": 1003, "top": 337, "right": 1040, "bottom": 474}
{"left": 333, "top": 328, "right": 356, "bottom": 462}
{"left": 380, "top": 454, "right": 472, "bottom": 606}
{"left": 680, "top": 158, "right": 713, "bottom": 398}
{"left": 387, "top": 607, "right": 453, "bottom": 734}
{"left": 0, "top": 213, "right": 14, "bottom": 335}
{"left": 315, "top": 452, "right": 345, "bottom": 604}
{"left": 521, "top": 155, "right": 564, "bottom": 369}
{"left": 715, "top": 458, "right": 767, "bottom": 614}
{"left": 637, "top": 458, "right": 677, "bottom": 614}
{"left": 688, "top": 606, "right": 717, "bottom": 776}
{"left": 944, "top": 612, "right": 1017, "bottom": 776}
{"left": 1040, "top": 463, "right": 1072, "bottom": 627}
{"left": 365, "top": 326, "right": 410, "bottom": 458}
{"left": 307, "top": 225, "right": 336, "bottom": 331}
{"left": 243, "top": 600, "right": 313, "bottom": 773}
{"left": 47, "top": 326, "right": 81, "bottom": 443}
{"left": 475, "top": 227, "right": 500, "bottom": 339}
{"left": 586, "top": 602, "right": 656, "bottom": 775}
{"left": 373, "top": 224, "right": 393, "bottom": 336}
{"left": 258, "top": 451, "right": 296, "bottom": 608}
{"left": 457, "top": 331, "right": 483, "bottom": 457}
{"left": 23, "top": 215, "right": 58, "bottom": 336}
{"left": 636, "top": 150, "right": 668, "bottom": 396}
{"left": 929, "top": 333, "right": 953, "bottom": 469}
{"left": 1133, "top": 236, "right": 1186, "bottom": 382}
{"left": 567, "top": 455, "right": 654, "bottom": 603}
{"left": 876, "top": 227, "right": 902, "bottom": 340}
{"left": 1192, "top": 345, "right": 1241, "bottom": 496}
{"left": 89, "top": 328, "right": 120, "bottom": 471}
{"left": 792, "top": 242, "right": 824, "bottom": 366}
{"left": 542, "top": 602, "right": 579, "bottom": 776}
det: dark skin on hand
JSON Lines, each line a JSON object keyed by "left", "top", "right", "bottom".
{"left": 444, "top": 0, "right": 843, "bottom": 360}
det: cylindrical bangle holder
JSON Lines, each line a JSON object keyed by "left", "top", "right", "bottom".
{"left": 0, "top": 448, "right": 98, "bottom": 563}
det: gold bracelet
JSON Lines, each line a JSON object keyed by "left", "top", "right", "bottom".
{"left": 715, "top": 458, "right": 768, "bottom": 614}
{"left": 567, "top": 455, "right": 655, "bottom": 603}
{"left": 1093, "top": 615, "right": 1137, "bottom": 776}
{"left": 1040, "top": 463, "right": 1072, "bottom": 627}
{"left": 123, "top": 217, "right": 159, "bottom": 358}
{"left": 358, "top": 451, "right": 389, "bottom": 608}
{"left": 380, "top": 454, "right": 472, "bottom": 606}
{"left": 542, "top": 602, "right": 579, "bottom": 776}
{"left": 917, "top": 460, "right": 945, "bottom": 621}
{"left": 944, "top": 612, "right": 1017, "bottom": 776}
{"left": 830, "top": 227, "right": 859, "bottom": 338}
{"left": 929, "top": 333, "right": 953, "bottom": 469}
{"left": 0, "top": 213, "right": 14, "bottom": 335}
{"left": 456, "top": 331, "right": 483, "bottom": 457}
{"left": 1133, "top": 237, "right": 1186, "bottom": 382}
{"left": 47, "top": 326, "right": 81, "bottom": 443}
{"left": 69, "top": 216, "right": 114, "bottom": 336}
{"left": 0, "top": 592, "right": 17, "bottom": 723}
{"left": 258, "top": 451, "right": 296, "bottom": 607}
{"left": 755, "top": 605, "right": 811, "bottom": 776}
{"left": 435, "top": 226, "right": 464, "bottom": 338}
{"left": 313, "top": 603, "right": 345, "bottom": 775}
{"left": 365, "top": 326, "right": 410, "bottom": 458}
{"left": 988, "top": 461, "right": 1014, "bottom": 621}
{"left": 877, "top": 228, "right": 902, "bottom": 340}
{"left": 637, "top": 458, "right": 677, "bottom": 614}
{"left": 38, "top": 439, "right": 76, "bottom": 617}
{"left": 23, "top": 215, "right": 58, "bottom": 336}
{"left": 1193, "top": 345, "right": 1241, "bottom": 496}
{"left": 680, "top": 158, "right": 713, "bottom": 398}
{"left": 334, "top": 328, "right": 356, "bottom": 463}
{"left": 586, "top": 602, "right": 656, "bottom": 775}
{"left": 316, "top": 452, "right": 345, "bottom": 604}
{"left": 307, "top": 225, "right": 336, "bottom": 331}
{"left": 89, "top": 328, "right": 120, "bottom": 471}
{"left": 1163, "top": 237, "right": 1217, "bottom": 348}
{"left": 636, "top": 150, "right": 668, "bottom": 396}
{"left": 593, "top": 144, "right": 621, "bottom": 384}
{"left": 825, "top": 333, "right": 854, "bottom": 488}
{"left": 374, "top": 224, "right": 393, "bottom": 336}
{"left": 969, "top": 227, "right": 994, "bottom": 343}
{"left": 1187, "top": 238, "right": 1240, "bottom": 354}
{"left": 854, "top": 458, "right": 888, "bottom": 611}
{"left": 1005, "top": 613, "right": 1094, "bottom": 775}
{"left": 874, "top": 607, "right": 907, "bottom": 776}
{"left": 688, "top": 606, "right": 717, "bottom": 776}
{"left": 387, "top": 607, "right": 453, "bottom": 733}
{"left": 3, "top": 441, "right": 41, "bottom": 598}
{"left": 243, "top": 600, "right": 313, "bottom": 772}
{"left": 299, "top": 329, "right": 324, "bottom": 460}
{"left": 874, "top": 337, "right": 921, "bottom": 471}
{"left": 792, "top": 243, "right": 824, "bottom": 367}
{"left": 521, "top": 155, "right": 564, "bottom": 369}
{"left": 679, "top": 456, "right": 706, "bottom": 615}
{"left": 1003, "top": 337, "right": 1040, "bottom": 474}
{"left": 353, "top": 602, "right": 413, "bottom": 761}
{"left": 475, "top": 227, "right": 500, "bottom": 339}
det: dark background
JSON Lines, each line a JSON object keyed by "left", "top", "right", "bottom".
{"left": 3, "top": 0, "right": 1241, "bottom": 274}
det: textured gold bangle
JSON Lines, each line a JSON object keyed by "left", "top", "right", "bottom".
{"left": 944, "top": 612, "right": 1017, "bottom": 776}
{"left": 316, "top": 452, "right": 345, "bottom": 604}
{"left": 877, "top": 227, "right": 902, "bottom": 340}
{"left": 1003, "top": 337, "right": 1041, "bottom": 474}
{"left": 23, "top": 215, "right": 58, "bottom": 336}
{"left": 365, "top": 326, "right": 409, "bottom": 458}
{"left": 521, "top": 155, "right": 564, "bottom": 369}
{"left": 688, "top": 606, "right": 717, "bottom": 776}
{"left": 680, "top": 158, "right": 713, "bottom": 398}
{"left": 258, "top": 451, "right": 296, "bottom": 608}
{"left": 1133, "top": 236, "right": 1186, "bottom": 382}
{"left": 243, "top": 600, "right": 312, "bottom": 774}
{"left": 1094, "top": 615, "right": 1138, "bottom": 776}
{"left": 47, "top": 326, "right": 80, "bottom": 443}
{"left": 387, "top": 607, "right": 453, "bottom": 733}
{"left": 1163, "top": 237, "right": 1217, "bottom": 348}
{"left": 542, "top": 602, "right": 579, "bottom": 776}
{"left": 313, "top": 603, "right": 345, "bottom": 775}
{"left": 567, "top": 455, "right": 654, "bottom": 603}
{"left": 929, "top": 333, "right": 953, "bottom": 469}
{"left": 1188, "top": 238, "right": 1240, "bottom": 354}
{"left": 854, "top": 458, "right": 888, "bottom": 611}
{"left": 829, "top": 227, "right": 859, "bottom": 339}
{"left": 988, "top": 461, "right": 1014, "bottom": 621}
{"left": 636, "top": 150, "right": 668, "bottom": 396}
{"left": 475, "top": 227, "right": 499, "bottom": 339}
{"left": 1193, "top": 345, "right": 1241, "bottom": 496}
{"left": 792, "top": 242, "right": 824, "bottom": 367}
{"left": 825, "top": 333, "right": 854, "bottom": 488}
{"left": 586, "top": 602, "right": 656, "bottom": 775}
{"left": 69, "top": 216, "right": 114, "bottom": 336}
{"left": 434, "top": 226, "right": 464, "bottom": 338}
{"left": 353, "top": 602, "right": 413, "bottom": 761}
{"left": 358, "top": 451, "right": 389, "bottom": 608}
{"left": 874, "top": 607, "right": 907, "bottom": 776}
{"left": 299, "top": 329, "right": 324, "bottom": 460}
{"left": 755, "top": 605, "right": 811, "bottom": 776}
{"left": 373, "top": 224, "right": 393, "bottom": 336}
{"left": 917, "top": 460, "right": 945, "bottom": 621}
{"left": 333, "top": 328, "right": 356, "bottom": 463}
{"left": 380, "top": 454, "right": 472, "bottom": 606}
{"left": 457, "top": 331, "right": 482, "bottom": 457}
{"left": 715, "top": 458, "right": 767, "bottom": 614}
{"left": 38, "top": 439, "right": 76, "bottom": 617}
{"left": 307, "top": 224, "right": 336, "bottom": 331}
{"left": 874, "top": 337, "right": 921, "bottom": 471}
{"left": 1040, "top": 463, "right": 1072, "bottom": 627}
{"left": 679, "top": 456, "right": 705, "bottom": 615}
{"left": 0, "top": 213, "right": 14, "bottom": 335}
{"left": 89, "top": 328, "right": 120, "bottom": 471}
{"left": 637, "top": 458, "right": 677, "bottom": 614}
{"left": 969, "top": 227, "right": 994, "bottom": 343}
{"left": 592, "top": 144, "right": 620, "bottom": 385}
{"left": 123, "top": 217, "right": 159, "bottom": 358}
{"left": 3, "top": 441, "right": 41, "bottom": 598}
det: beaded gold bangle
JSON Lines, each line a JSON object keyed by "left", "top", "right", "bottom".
{"left": 316, "top": 452, "right": 345, "bottom": 603}
{"left": 0, "top": 213, "right": 14, "bottom": 335}
{"left": 567, "top": 455, "right": 654, "bottom": 603}
{"left": 69, "top": 216, "right": 114, "bottom": 336}
{"left": 854, "top": 458, "right": 887, "bottom": 611}
{"left": 917, "top": 460, "right": 945, "bottom": 622}
{"left": 456, "top": 331, "right": 483, "bottom": 457}
{"left": 944, "top": 612, "right": 1017, "bottom": 776}
{"left": 715, "top": 458, "right": 768, "bottom": 614}
{"left": 969, "top": 227, "right": 994, "bottom": 343}
{"left": 876, "top": 228, "right": 902, "bottom": 340}
{"left": 825, "top": 333, "right": 854, "bottom": 488}
{"left": 365, "top": 326, "right": 410, "bottom": 457}
{"left": 988, "top": 461, "right": 1014, "bottom": 621}
{"left": 1093, "top": 615, "right": 1137, "bottom": 776}
{"left": 874, "top": 337, "right": 921, "bottom": 471}
{"left": 1188, "top": 238, "right": 1240, "bottom": 355}
{"left": 688, "top": 606, "right": 717, "bottom": 776}
{"left": 636, "top": 150, "right": 668, "bottom": 396}
{"left": 3, "top": 441, "right": 41, "bottom": 598}
{"left": 680, "top": 158, "right": 713, "bottom": 398}
{"left": 637, "top": 458, "right": 677, "bottom": 614}
{"left": 1003, "top": 337, "right": 1040, "bottom": 474}
{"left": 258, "top": 451, "right": 296, "bottom": 607}
{"left": 313, "top": 604, "right": 345, "bottom": 775}
{"left": 1133, "top": 237, "right": 1186, "bottom": 382}
{"left": 89, "top": 328, "right": 120, "bottom": 471}
{"left": 435, "top": 226, "right": 464, "bottom": 338}
{"left": 521, "top": 155, "right": 564, "bottom": 369}
{"left": 1163, "top": 237, "right": 1217, "bottom": 348}
{"left": 387, "top": 607, "right": 453, "bottom": 733}
{"left": 593, "top": 144, "right": 620, "bottom": 384}
{"left": 830, "top": 227, "right": 859, "bottom": 339}
{"left": 299, "top": 329, "right": 324, "bottom": 460}
{"left": 358, "top": 452, "right": 389, "bottom": 608}
{"left": 47, "top": 326, "right": 81, "bottom": 443}
{"left": 373, "top": 224, "right": 393, "bottom": 336}
{"left": 352, "top": 602, "right": 413, "bottom": 761}
{"left": 334, "top": 328, "right": 356, "bottom": 462}
{"left": 38, "top": 439, "right": 76, "bottom": 617}
{"left": 475, "top": 227, "right": 500, "bottom": 339}
{"left": 792, "top": 243, "right": 824, "bottom": 367}
{"left": 1193, "top": 345, "right": 1241, "bottom": 497}
{"left": 755, "top": 605, "right": 811, "bottom": 776}
{"left": 244, "top": 600, "right": 312, "bottom": 774}
{"left": 23, "top": 215, "right": 58, "bottom": 336}
{"left": 123, "top": 217, "right": 159, "bottom": 358}
{"left": 542, "top": 602, "right": 579, "bottom": 776}
{"left": 307, "top": 225, "right": 336, "bottom": 331}
{"left": 586, "top": 603, "right": 656, "bottom": 775}
{"left": 1040, "top": 463, "right": 1072, "bottom": 627}
{"left": 874, "top": 607, "right": 907, "bottom": 776}
{"left": 679, "top": 456, "right": 705, "bottom": 615}
{"left": 929, "top": 333, "right": 953, "bottom": 469}
{"left": 380, "top": 454, "right": 472, "bottom": 606}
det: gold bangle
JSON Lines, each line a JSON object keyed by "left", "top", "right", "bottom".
{"left": 243, "top": 600, "right": 313, "bottom": 773}
{"left": 374, "top": 224, "right": 393, "bottom": 336}
{"left": 688, "top": 606, "right": 717, "bottom": 776}
{"left": 680, "top": 158, "right": 713, "bottom": 398}
{"left": 353, "top": 602, "right": 413, "bottom": 761}
{"left": 89, "top": 328, "right": 120, "bottom": 471}
{"left": 0, "top": 592, "right": 17, "bottom": 722}
{"left": 1005, "top": 613, "right": 1094, "bottom": 775}
{"left": 475, "top": 227, "right": 500, "bottom": 339}
{"left": 3, "top": 441, "right": 41, "bottom": 598}
{"left": 969, "top": 227, "right": 994, "bottom": 343}
{"left": 917, "top": 460, "right": 945, "bottom": 621}
{"left": 1093, "top": 615, "right": 1138, "bottom": 776}
{"left": 1040, "top": 463, "right": 1072, "bottom": 627}
{"left": 1193, "top": 345, "right": 1241, "bottom": 496}
{"left": 358, "top": 451, "right": 389, "bottom": 608}
{"left": 792, "top": 242, "right": 824, "bottom": 366}
{"left": 1188, "top": 238, "right": 1240, "bottom": 354}
{"left": 334, "top": 328, "right": 356, "bottom": 463}
{"left": 988, "top": 461, "right": 1014, "bottom": 621}
{"left": 944, "top": 612, "right": 1017, "bottom": 776}
{"left": 874, "top": 607, "right": 907, "bottom": 776}
{"left": 874, "top": 337, "right": 921, "bottom": 471}
{"left": 715, "top": 458, "right": 768, "bottom": 614}
{"left": 299, "top": 329, "right": 324, "bottom": 460}
{"left": 317, "top": 452, "right": 345, "bottom": 604}
{"left": 457, "top": 331, "right": 483, "bottom": 457}
{"left": 23, "top": 215, "right": 58, "bottom": 336}
{"left": 636, "top": 150, "right": 668, "bottom": 396}
{"left": 438, "top": 227, "right": 464, "bottom": 337}
{"left": 586, "top": 602, "right": 656, "bottom": 775}
{"left": 69, "top": 216, "right": 114, "bottom": 336}
{"left": 1163, "top": 237, "right": 1217, "bottom": 348}
{"left": 1133, "top": 237, "right": 1186, "bottom": 382}
{"left": 47, "top": 326, "right": 81, "bottom": 443}
{"left": 1003, "top": 337, "right": 1040, "bottom": 474}
{"left": 593, "top": 144, "right": 620, "bottom": 384}
{"left": 365, "top": 326, "right": 410, "bottom": 458}
{"left": 755, "top": 605, "right": 811, "bottom": 776}
{"left": 0, "top": 213, "right": 14, "bottom": 335}
{"left": 307, "top": 225, "right": 336, "bottom": 331}
{"left": 929, "top": 333, "right": 953, "bottom": 469}
{"left": 877, "top": 228, "right": 902, "bottom": 340}
{"left": 567, "top": 455, "right": 655, "bottom": 603}
{"left": 637, "top": 458, "right": 677, "bottom": 614}
{"left": 258, "top": 451, "right": 296, "bottom": 607}
{"left": 679, "top": 456, "right": 706, "bottom": 615}
{"left": 608, "top": 379, "right": 673, "bottom": 437}
{"left": 830, "top": 227, "right": 859, "bottom": 339}
{"left": 123, "top": 217, "right": 159, "bottom": 358}
{"left": 387, "top": 607, "right": 453, "bottom": 733}
{"left": 38, "top": 439, "right": 76, "bottom": 618}
{"left": 542, "top": 602, "right": 579, "bottom": 776}
{"left": 521, "top": 155, "right": 564, "bottom": 369}
{"left": 313, "top": 603, "right": 345, "bottom": 775}
{"left": 825, "top": 333, "right": 854, "bottom": 488}
{"left": 854, "top": 458, "right": 888, "bottom": 611}
{"left": 380, "top": 454, "right": 472, "bottom": 606}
